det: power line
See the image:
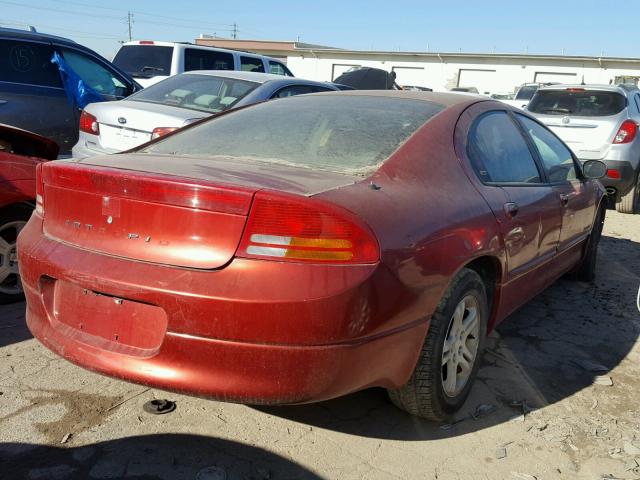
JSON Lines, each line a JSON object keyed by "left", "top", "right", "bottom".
{"left": 0, "top": 19, "right": 122, "bottom": 39}
{"left": 0, "top": 0, "right": 123, "bottom": 19}
{"left": 42, "top": 0, "right": 237, "bottom": 30}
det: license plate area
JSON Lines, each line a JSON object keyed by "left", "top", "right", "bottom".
{"left": 41, "top": 277, "right": 167, "bottom": 356}
{"left": 100, "top": 124, "right": 151, "bottom": 150}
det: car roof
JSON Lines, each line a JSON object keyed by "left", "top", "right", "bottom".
{"left": 180, "top": 70, "right": 290, "bottom": 83}
{"left": 120, "top": 40, "right": 283, "bottom": 62}
{"left": 307, "top": 90, "right": 484, "bottom": 107}
{"left": 537, "top": 84, "right": 639, "bottom": 95}
{"left": 181, "top": 71, "right": 337, "bottom": 88}
{"left": 0, "top": 26, "right": 78, "bottom": 47}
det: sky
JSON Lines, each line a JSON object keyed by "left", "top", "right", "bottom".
{"left": 1, "top": 0, "right": 634, "bottom": 60}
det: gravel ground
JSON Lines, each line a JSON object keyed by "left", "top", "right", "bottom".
{"left": 1, "top": 210, "right": 639, "bottom": 480}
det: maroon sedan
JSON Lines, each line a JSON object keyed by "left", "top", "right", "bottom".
{"left": 18, "top": 92, "right": 607, "bottom": 419}
{"left": 1, "top": 125, "right": 57, "bottom": 303}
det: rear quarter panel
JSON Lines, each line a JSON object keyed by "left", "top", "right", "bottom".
{"left": 317, "top": 101, "right": 506, "bottom": 334}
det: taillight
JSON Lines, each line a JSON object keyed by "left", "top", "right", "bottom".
{"left": 79, "top": 110, "right": 99, "bottom": 135}
{"left": 35, "top": 163, "right": 45, "bottom": 217}
{"left": 151, "top": 127, "right": 178, "bottom": 139}
{"left": 237, "top": 191, "right": 379, "bottom": 264}
{"left": 613, "top": 120, "right": 637, "bottom": 144}
{"left": 607, "top": 169, "right": 621, "bottom": 179}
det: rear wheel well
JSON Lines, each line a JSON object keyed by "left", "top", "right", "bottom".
{"left": 463, "top": 256, "right": 500, "bottom": 328}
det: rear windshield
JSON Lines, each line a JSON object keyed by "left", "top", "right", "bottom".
{"left": 139, "top": 95, "right": 444, "bottom": 175}
{"left": 127, "top": 74, "right": 259, "bottom": 113}
{"left": 113, "top": 45, "right": 173, "bottom": 78}
{"left": 528, "top": 90, "right": 627, "bottom": 116}
{"left": 515, "top": 85, "right": 538, "bottom": 100}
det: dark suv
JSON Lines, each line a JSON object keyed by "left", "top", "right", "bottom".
{"left": 0, "top": 27, "right": 140, "bottom": 155}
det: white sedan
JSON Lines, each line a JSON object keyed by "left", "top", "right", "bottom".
{"left": 72, "top": 71, "right": 343, "bottom": 158}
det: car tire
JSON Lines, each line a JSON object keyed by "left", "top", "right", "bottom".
{"left": 616, "top": 173, "right": 639, "bottom": 214}
{"left": 387, "top": 268, "right": 488, "bottom": 421}
{"left": 0, "top": 204, "right": 32, "bottom": 304}
{"left": 567, "top": 205, "right": 605, "bottom": 282}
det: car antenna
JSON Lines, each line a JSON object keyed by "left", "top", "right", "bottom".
{"left": 580, "top": 75, "right": 585, "bottom": 86}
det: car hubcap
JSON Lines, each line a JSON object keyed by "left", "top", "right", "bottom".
{"left": 441, "top": 295, "right": 480, "bottom": 397}
{"left": 0, "top": 220, "right": 26, "bottom": 296}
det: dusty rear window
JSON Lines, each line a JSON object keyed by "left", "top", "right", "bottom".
{"left": 528, "top": 90, "right": 627, "bottom": 116}
{"left": 139, "top": 95, "right": 443, "bottom": 175}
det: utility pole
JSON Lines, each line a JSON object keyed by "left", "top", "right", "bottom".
{"left": 231, "top": 22, "right": 237, "bottom": 39}
{"left": 127, "top": 11, "right": 134, "bottom": 41}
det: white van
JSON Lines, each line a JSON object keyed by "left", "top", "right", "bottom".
{"left": 112, "top": 41, "right": 294, "bottom": 87}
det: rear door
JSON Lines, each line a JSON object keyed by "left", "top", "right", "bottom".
{"left": 515, "top": 113, "right": 597, "bottom": 253}
{"left": 0, "top": 38, "right": 76, "bottom": 153}
{"left": 465, "top": 109, "right": 562, "bottom": 281}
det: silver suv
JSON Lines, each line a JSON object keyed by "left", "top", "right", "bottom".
{"left": 527, "top": 84, "right": 640, "bottom": 213}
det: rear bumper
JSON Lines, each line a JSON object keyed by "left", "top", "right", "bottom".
{"left": 71, "top": 140, "right": 114, "bottom": 159}
{"left": 18, "top": 216, "right": 427, "bottom": 404}
{"left": 586, "top": 159, "right": 636, "bottom": 200}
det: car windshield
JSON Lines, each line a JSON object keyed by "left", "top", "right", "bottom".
{"left": 515, "top": 85, "right": 538, "bottom": 100}
{"left": 528, "top": 90, "right": 627, "bottom": 116}
{"left": 139, "top": 95, "right": 444, "bottom": 175}
{"left": 127, "top": 74, "right": 260, "bottom": 114}
{"left": 113, "top": 45, "right": 173, "bottom": 78}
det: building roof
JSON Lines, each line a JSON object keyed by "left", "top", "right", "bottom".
{"left": 194, "top": 37, "right": 640, "bottom": 65}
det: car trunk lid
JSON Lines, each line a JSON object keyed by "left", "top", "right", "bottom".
{"left": 41, "top": 161, "right": 255, "bottom": 269}
{"left": 535, "top": 114, "right": 620, "bottom": 159}
{"left": 40, "top": 156, "right": 361, "bottom": 268}
{"left": 86, "top": 101, "right": 207, "bottom": 151}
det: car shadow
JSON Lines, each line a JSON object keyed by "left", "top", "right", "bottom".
{"left": 1, "top": 433, "right": 322, "bottom": 480}
{"left": 0, "top": 301, "right": 31, "bottom": 348}
{"left": 255, "top": 233, "right": 640, "bottom": 440}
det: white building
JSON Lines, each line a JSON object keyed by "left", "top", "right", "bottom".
{"left": 195, "top": 37, "right": 640, "bottom": 94}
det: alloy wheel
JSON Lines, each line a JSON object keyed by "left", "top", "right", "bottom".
{"left": 0, "top": 220, "right": 26, "bottom": 296}
{"left": 441, "top": 294, "right": 481, "bottom": 397}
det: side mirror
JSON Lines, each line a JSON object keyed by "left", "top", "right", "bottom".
{"left": 582, "top": 159, "right": 607, "bottom": 179}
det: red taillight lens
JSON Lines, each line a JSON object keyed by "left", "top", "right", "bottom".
{"left": 237, "top": 191, "right": 379, "bottom": 264}
{"left": 35, "top": 162, "right": 45, "bottom": 216}
{"left": 79, "top": 110, "right": 99, "bottom": 135}
{"left": 151, "top": 127, "right": 178, "bottom": 140}
{"left": 613, "top": 120, "right": 637, "bottom": 144}
{"left": 139, "top": 40, "right": 155, "bottom": 45}
{"left": 607, "top": 169, "right": 621, "bottom": 179}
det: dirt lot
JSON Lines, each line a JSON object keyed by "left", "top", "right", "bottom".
{"left": 1, "top": 210, "right": 639, "bottom": 480}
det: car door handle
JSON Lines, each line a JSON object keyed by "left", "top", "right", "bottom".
{"left": 503, "top": 202, "right": 519, "bottom": 218}
{"left": 559, "top": 193, "right": 573, "bottom": 205}
{"left": 0, "top": 100, "right": 7, "bottom": 106}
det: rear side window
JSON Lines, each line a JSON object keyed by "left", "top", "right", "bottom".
{"left": 113, "top": 45, "right": 173, "bottom": 78}
{"left": 528, "top": 90, "right": 627, "bottom": 116}
{"left": 240, "top": 56, "right": 265, "bottom": 73}
{"left": 141, "top": 96, "right": 444, "bottom": 175}
{"left": 269, "top": 60, "right": 292, "bottom": 76}
{"left": 184, "top": 48, "right": 233, "bottom": 72}
{"left": 467, "top": 111, "right": 541, "bottom": 184}
{"left": 0, "top": 40, "right": 62, "bottom": 88}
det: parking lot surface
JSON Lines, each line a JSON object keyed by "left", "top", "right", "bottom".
{"left": 1, "top": 210, "right": 639, "bottom": 480}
